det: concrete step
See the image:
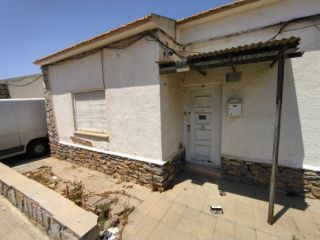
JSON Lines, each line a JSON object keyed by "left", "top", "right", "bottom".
{"left": 183, "top": 163, "right": 221, "bottom": 178}
{"left": 0, "top": 163, "right": 99, "bottom": 240}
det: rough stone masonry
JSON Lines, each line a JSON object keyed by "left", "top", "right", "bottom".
{"left": 0, "top": 163, "right": 99, "bottom": 240}
{"left": 0, "top": 84, "right": 10, "bottom": 99}
{"left": 50, "top": 142, "right": 185, "bottom": 192}
{"left": 222, "top": 157, "right": 320, "bottom": 199}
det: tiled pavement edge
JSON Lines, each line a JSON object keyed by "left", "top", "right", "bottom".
{"left": 0, "top": 196, "right": 49, "bottom": 240}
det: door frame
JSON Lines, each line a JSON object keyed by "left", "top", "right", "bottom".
{"left": 183, "top": 84, "right": 222, "bottom": 167}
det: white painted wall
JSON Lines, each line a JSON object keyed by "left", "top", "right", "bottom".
{"left": 158, "top": 0, "right": 320, "bottom": 170}
{"left": 177, "top": 0, "right": 320, "bottom": 45}
{"left": 6, "top": 75, "right": 44, "bottom": 98}
{"left": 220, "top": 64, "right": 277, "bottom": 165}
{"left": 160, "top": 73, "right": 184, "bottom": 161}
{"left": 48, "top": 38, "right": 163, "bottom": 161}
{"left": 49, "top": 51, "right": 104, "bottom": 149}
{"left": 284, "top": 51, "right": 320, "bottom": 168}
{"left": 162, "top": 54, "right": 320, "bottom": 170}
{"left": 102, "top": 39, "right": 162, "bottom": 160}
{"left": 178, "top": 66, "right": 279, "bottom": 167}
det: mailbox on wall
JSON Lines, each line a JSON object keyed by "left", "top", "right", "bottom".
{"left": 227, "top": 99, "right": 242, "bottom": 117}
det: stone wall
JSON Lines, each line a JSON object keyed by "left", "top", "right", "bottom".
{"left": 0, "top": 182, "right": 81, "bottom": 240}
{"left": 0, "top": 163, "right": 99, "bottom": 240}
{"left": 42, "top": 66, "right": 58, "bottom": 143}
{"left": 50, "top": 142, "right": 184, "bottom": 192}
{"left": 222, "top": 157, "right": 320, "bottom": 199}
{"left": 0, "top": 84, "right": 10, "bottom": 98}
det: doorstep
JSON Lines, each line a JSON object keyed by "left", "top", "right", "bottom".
{"left": 183, "top": 163, "right": 221, "bottom": 178}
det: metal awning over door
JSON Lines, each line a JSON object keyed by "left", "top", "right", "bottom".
{"left": 158, "top": 37, "right": 302, "bottom": 74}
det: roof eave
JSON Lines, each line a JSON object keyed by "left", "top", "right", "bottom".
{"left": 159, "top": 37, "right": 302, "bottom": 74}
{"left": 177, "top": 0, "right": 268, "bottom": 27}
{"left": 0, "top": 73, "right": 42, "bottom": 83}
{"left": 34, "top": 15, "right": 159, "bottom": 66}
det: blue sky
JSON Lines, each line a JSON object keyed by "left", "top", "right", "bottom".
{"left": 0, "top": 0, "right": 232, "bottom": 79}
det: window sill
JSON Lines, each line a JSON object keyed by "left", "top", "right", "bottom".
{"left": 74, "top": 130, "right": 110, "bottom": 139}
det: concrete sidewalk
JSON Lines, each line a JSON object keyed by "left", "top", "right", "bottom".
{"left": 0, "top": 196, "right": 49, "bottom": 240}
{"left": 123, "top": 173, "right": 320, "bottom": 240}
{"left": 8, "top": 156, "right": 320, "bottom": 240}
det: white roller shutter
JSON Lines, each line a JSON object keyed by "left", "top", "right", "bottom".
{"left": 74, "top": 90, "right": 107, "bottom": 133}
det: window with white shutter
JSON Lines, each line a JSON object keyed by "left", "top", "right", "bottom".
{"left": 73, "top": 90, "right": 107, "bottom": 133}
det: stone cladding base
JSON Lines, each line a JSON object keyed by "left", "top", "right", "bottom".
{"left": 222, "top": 157, "right": 320, "bottom": 199}
{"left": 50, "top": 142, "right": 185, "bottom": 192}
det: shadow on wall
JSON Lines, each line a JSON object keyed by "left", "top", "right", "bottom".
{"left": 159, "top": 73, "right": 185, "bottom": 162}
{"left": 278, "top": 59, "right": 305, "bottom": 169}
{"left": 220, "top": 59, "right": 313, "bottom": 211}
{"left": 49, "top": 38, "right": 160, "bottom": 96}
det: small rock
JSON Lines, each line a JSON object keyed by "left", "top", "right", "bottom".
{"left": 311, "top": 186, "right": 320, "bottom": 198}
{"left": 311, "top": 181, "right": 320, "bottom": 187}
{"left": 305, "top": 192, "right": 317, "bottom": 199}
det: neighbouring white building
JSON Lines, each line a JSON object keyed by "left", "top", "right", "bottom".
{"left": 35, "top": 0, "right": 320, "bottom": 197}
{"left": 0, "top": 74, "right": 44, "bottom": 99}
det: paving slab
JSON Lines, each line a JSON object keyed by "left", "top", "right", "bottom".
{"left": 6, "top": 156, "right": 320, "bottom": 240}
{"left": 0, "top": 196, "right": 49, "bottom": 240}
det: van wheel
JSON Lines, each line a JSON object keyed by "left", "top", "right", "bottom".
{"left": 27, "top": 139, "right": 49, "bottom": 157}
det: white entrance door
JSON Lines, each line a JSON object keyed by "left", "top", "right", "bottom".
{"left": 185, "top": 86, "right": 221, "bottom": 167}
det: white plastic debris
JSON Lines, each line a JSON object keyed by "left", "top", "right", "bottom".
{"left": 52, "top": 176, "right": 57, "bottom": 180}
{"left": 210, "top": 204, "right": 223, "bottom": 215}
{"left": 104, "top": 227, "right": 119, "bottom": 240}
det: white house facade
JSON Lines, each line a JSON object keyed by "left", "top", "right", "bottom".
{"left": 35, "top": 0, "right": 320, "bottom": 197}
{"left": 0, "top": 74, "right": 44, "bottom": 98}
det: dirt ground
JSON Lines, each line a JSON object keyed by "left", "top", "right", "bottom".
{"left": 10, "top": 156, "right": 142, "bottom": 239}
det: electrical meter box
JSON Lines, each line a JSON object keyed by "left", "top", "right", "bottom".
{"left": 227, "top": 99, "right": 241, "bottom": 117}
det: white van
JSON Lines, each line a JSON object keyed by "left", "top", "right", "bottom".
{"left": 0, "top": 98, "right": 49, "bottom": 160}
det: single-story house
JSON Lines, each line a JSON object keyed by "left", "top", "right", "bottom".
{"left": 0, "top": 74, "right": 44, "bottom": 98}
{"left": 34, "top": 0, "right": 320, "bottom": 197}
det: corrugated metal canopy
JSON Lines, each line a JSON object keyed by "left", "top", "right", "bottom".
{"left": 159, "top": 37, "right": 302, "bottom": 74}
